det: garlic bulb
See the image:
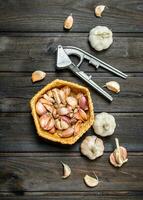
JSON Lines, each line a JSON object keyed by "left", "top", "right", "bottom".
{"left": 80, "top": 136, "right": 104, "bottom": 160}
{"left": 93, "top": 112, "right": 116, "bottom": 137}
{"left": 89, "top": 26, "right": 113, "bottom": 51}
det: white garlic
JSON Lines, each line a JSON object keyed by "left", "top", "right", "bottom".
{"left": 89, "top": 26, "right": 113, "bottom": 51}
{"left": 104, "top": 81, "right": 120, "bottom": 93}
{"left": 80, "top": 136, "right": 104, "bottom": 160}
{"left": 61, "top": 162, "right": 71, "bottom": 179}
{"left": 93, "top": 112, "right": 116, "bottom": 137}
{"left": 84, "top": 174, "right": 99, "bottom": 187}
{"left": 95, "top": 5, "right": 105, "bottom": 17}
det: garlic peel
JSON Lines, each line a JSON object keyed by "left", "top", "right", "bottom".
{"left": 80, "top": 136, "right": 104, "bottom": 160}
{"left": 89, "top": 26, "right": 113, "bottom": 51}
{"left": 61, "top": 162, "right": 71, "bottom": 178}
{"left": 93, "top": 112, "right": 116, "bottom": 137}
{"left": 84, "top": 174, "right": 99, "bottom": 187}
{"left": 105, "top": 81, "right": 120, "bottom": 93}
{"left": 32, "top": 70, "right": 46, "bottom": 82}
{"left": 95, "top": 5, "right": 105, "bottom": 17}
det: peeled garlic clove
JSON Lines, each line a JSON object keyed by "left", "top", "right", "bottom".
{"left": 52, "top": 88, "right": 61, "bottom": 104}
{"left": 66, "top": 96, "right": 78, "bottom": 108}
{"left": 59, "top": 90, "right": 66, "bottom": 105}
{"left": 95, "top": 5, "right": 105, "bottom": 17}
{"left": 64, "top": 13, "right": 73, "bottom": 30}
{"left": 32, "top": 70, "right": 46, "bottom": 83}
{"left": 104, "top": 81, "right": 120, "bottom": 93}
{"left": 61, "top": 162, "right": 71, "bottom": 179}
{"left": 84, "top": 174, "right": 99, "bottom": 187}
{"left": 36, "top": 101, "right": 47, "bottom": 115}
{"left": 93, "top": 112, "right": 116, "bottom": 137}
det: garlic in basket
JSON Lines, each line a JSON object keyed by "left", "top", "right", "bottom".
{"left": 89, "top": 26, "right": 113, "bottom": 51}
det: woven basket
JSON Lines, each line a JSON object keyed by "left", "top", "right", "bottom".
{"left": 30, "top": 79, "right": 94, "bottom": 145}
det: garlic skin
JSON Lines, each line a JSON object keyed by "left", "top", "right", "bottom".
{"left": 80, "top": 136, "right": 104, "bottom": 160}
{"left": 95, "top": 5, "right": 105, "bottom": 17}
{"left": 61, "top": 162, "right": 71, "bottom": 179}
{"left": 105, "top": 81, "right": 120, "bottom": 93}
{"left": 93, "top": 112, "right": 116, "bottom": 137}
{"left": 84, "top": 174, "right": 99, "bottom": 187}
{"left": 89, "top": 26, "right": 113, "bottom": 51}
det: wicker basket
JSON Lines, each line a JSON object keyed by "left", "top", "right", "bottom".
{"left": 30, "top": 79, "right": 94, "bottom": 145}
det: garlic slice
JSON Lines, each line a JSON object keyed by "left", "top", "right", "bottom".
{"left": 84, "top": 174, "right": 99, "bottom": 187}
{"left": 32, "top": 70, "right": 46, "bottom": 83}
{"left": 104, "top": 81, "right": 120, "bottom": 93}
{"left": 95, "top": 5, "right": 105, "bottom": 17}
{"left": 61, "top": 162, "right": 71, "bottom": 179}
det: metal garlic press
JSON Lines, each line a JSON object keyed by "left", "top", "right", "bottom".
{"left": 56, "top": 45, "right": 127, "bottom": 102}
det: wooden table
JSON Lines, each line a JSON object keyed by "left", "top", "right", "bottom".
{"left": 0, "top": 0, "right": 143, "bottom": 199}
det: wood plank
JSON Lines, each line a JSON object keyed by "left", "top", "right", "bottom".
{"left": 0, "top": 154, "right": 143, "bottom": 192}
{"left": 0, "top": 0, "right": 142, "bottom": 32}
{"left": 0, "top": 194, "right": 143, "bottom": 200}
{"left": 0, "top": 35, "right": 143, "bottom": 73}
{"left": 0, "top": 113, "right": 142, "bottom": 152}
{"left": 0, "top": 73, "right": 142, "bottom": 113}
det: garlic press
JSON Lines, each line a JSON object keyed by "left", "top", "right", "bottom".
{"left": 56, "top": 45, "right": 127, "bottom": 101}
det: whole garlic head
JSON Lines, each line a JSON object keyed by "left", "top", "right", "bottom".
{"left": 93, "top": 112, "right": 116, "bottom": 137}
{"left": 80, "top": 136, "right": 104, "bottom": 160}
{"left": 89, "top": 26, "right": 113, "bottom": 51}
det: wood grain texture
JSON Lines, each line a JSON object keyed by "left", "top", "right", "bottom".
{"left": 0, "top": 0, "right": 142, "bottom": 32}
{"left": 0, "top": 73, "right": 142, "bottom": 113}
{"left": 0, "top": 35, "right": 142, "bottom": 73}
{"left": 0, "top": 194, "right": 143, "bottom": 200}
{"left": 0, "top": 113, "right": 142, "bottom": 152}
{"left": 0, "top": 154, "right": 143, "bottom": 192}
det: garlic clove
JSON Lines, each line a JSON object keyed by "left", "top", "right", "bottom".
{"left": 64, "top": 13, "right": 73, "bottom": 30}
{"left": 52, "top": 88, "right": 61, "bottom": 104}
{"left": 32, "top": 70, "right": 46, "bottom": 83}
{"left": 95, "top": 5, "right": 105, "bottom": 17}
{"left": 109, "top": 138, "right": 128, "bottom": 167}
{"left": 78, "top": 108, "right": 88, "bottom": 121}
{"left": 84, "top": 174, "right": 99, "bottom": 187}
{"left": 59, "top": 127, "right": 74, "bottom": 138}
{"left": 66, "top": 96, "right": 78, "bottom": 108}
{"left": 36, "top": 101, "right": 47, "bottom": 115}
{"left": 79, "top": 95, "right": 88, "bottom": 110}
{"left": 61, "top": 162, "right": 71, "bottom": 179}
{"left": 62, "top": 86, "right": 71, "bottom": 97}
{"left": 57, "top": 107, "right": 70, "bottom": 116}
{"left": 60, "top": 119, "right": 70, "bottom": 130}
{"left": 104, "top": 81, "right": 120, "bottom": 93}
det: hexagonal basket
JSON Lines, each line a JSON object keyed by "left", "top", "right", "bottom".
{"left": 30, "top": 79, "right": 94, "bottom": 145}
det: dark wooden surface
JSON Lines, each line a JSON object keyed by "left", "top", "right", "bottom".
{"left": 0, "top": 0, "right": 143, "bottom": 199}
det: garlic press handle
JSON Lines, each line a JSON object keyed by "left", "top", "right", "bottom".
{"left": 68, "top": 64, "right": 113, "bottom": 102}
